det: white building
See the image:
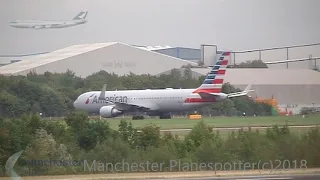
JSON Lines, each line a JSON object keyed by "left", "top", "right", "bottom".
{"left": 0, "top": 42, "right": 196, "bottom": 77}
{"left": 159, "top": 68, "right": 320, "bottom": 114}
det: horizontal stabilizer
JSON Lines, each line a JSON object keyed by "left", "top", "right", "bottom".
{"left": 198, "top": 92, "right": 223, "bottom": 98}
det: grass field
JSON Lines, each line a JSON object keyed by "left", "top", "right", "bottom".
{"left": 104, "top": 116, "right": 320, "bottom": 130}
{"left": 170, "top": 126, "right": 316, "bottom": 138}
{"left": 100, "top": 116, "right": 320, "bottom": 138}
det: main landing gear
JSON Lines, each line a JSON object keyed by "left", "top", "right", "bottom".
{"left": 159, "top": 113, "right": 172, "bottom": 119}
{"left": 132, "top": 112, "right": 172, "bottom": 120}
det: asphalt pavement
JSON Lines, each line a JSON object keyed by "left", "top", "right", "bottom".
{"left": 158, "top": 125, "right": 319, "bottom": 132}
{"left": 149, "top": 174, "right": 320, "bottom": 180}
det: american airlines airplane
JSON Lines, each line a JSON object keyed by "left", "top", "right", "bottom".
{"left": 73, "top": 52, "right": 254, "bottom": 119}
{"left": 9, "top": 10, "right": 88, "bottom": 29}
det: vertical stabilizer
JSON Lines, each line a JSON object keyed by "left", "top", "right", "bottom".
{"left": 193, "top": 51, "right": 230, "bottom": 93}
{"left": 73, "top": 10, "right": 88, "bottom": 20}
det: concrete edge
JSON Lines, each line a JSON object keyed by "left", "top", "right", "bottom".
{"left": 1, "top": 168, "right": 319, "bottom": 180}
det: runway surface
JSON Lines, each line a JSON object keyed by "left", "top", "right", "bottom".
{"left": 151, "top": 174, "right": 320, "bottom": 180}
{"left": 158, "top": 125, "right": 319, "bottom": 132}
{"left": 2, "top": 169, "right": 320, "bottom": 180}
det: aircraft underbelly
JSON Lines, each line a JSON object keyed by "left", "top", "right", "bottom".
{"left": 52, "top": 24, "right": 73, "bottom": 28}
{"left": 181, "top": 102, "right": 212, "bottom": 110}
{"left": 89, "top": 104, "right": 103, "bottom": 113}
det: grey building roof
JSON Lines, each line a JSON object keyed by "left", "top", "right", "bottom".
{"left": 0, "top": 42, "right": 117, "bottom": 75}
{"left": 0, "top": 42, "right": 197, "bottom": 77}
{"left": 153, "top": 47, "right": 201, "bottom": 61}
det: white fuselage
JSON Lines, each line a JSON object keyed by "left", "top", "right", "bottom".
{"left": 9, "top": 19, "right": 87, "bottom": 29}
{"left": 73, "top": 88, "right": 218, "bottom": 114}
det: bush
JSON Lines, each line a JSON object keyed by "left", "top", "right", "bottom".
{"left": 2, "top": 116, "right": 320, "bottom": 176}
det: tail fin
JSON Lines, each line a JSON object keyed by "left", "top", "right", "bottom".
{"left": 73, "top": 10, "right": 88, "bottom": 20}
{"left": 193, "top": 51, "right": 230, "bottom": 93}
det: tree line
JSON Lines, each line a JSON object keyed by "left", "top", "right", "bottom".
{"left": 0, "top": 68, "right": 272, "bottom": 118}
{"left": 0, "top": 113, "right": 319, "bottom": 176}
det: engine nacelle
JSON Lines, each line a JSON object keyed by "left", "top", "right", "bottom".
{"left": 99, "top": 105, "right": 122, "bottom": 118}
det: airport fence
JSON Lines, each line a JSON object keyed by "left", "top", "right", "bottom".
{"left": 230, "top": 43, "right": 320, "bottom": 69}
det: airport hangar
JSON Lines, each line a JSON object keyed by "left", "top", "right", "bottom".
{"left": 0, "top": 42, "right": 319, "bottom": 114}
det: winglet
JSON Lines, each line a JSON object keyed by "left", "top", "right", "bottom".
{"left": 98, "top": 84, "right": 106, "bottom": 100}
{"left": 242, "top": 84, "right": 254, "bottom": 94}
{"left": 244, "top": 84, "right": 252, "bottom": 92}
{"left": 226, "top": 84, "right": 254, "bottom": 98}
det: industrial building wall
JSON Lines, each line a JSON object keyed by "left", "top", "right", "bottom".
{"left": 267, "top": 60, "right": 316, "bottom": 69}
{"left": 225, "top": 69, "right": 320, "bottom": 85}
{"left": 231, "top": 43, "right": 320, "bottom": 69}
{"left": 157, "top": 68, "right": 206, "bottom": 79}
{"left": 234, "top": 84, "right": 320, "bottom": 105}
{"left": 201, "top": 45, "right": 217, "bottom": 66}
{"left": 154, "top": 43, "right": 320, "bottom": 69}
{"left": 154, "top": 47, "right": 201, "bottom": 61}
{"left": 158, "top": 68, "right": 320, "bottom": 106}
{"left": 14, "top": 44, "right": 196, "bottom": 77}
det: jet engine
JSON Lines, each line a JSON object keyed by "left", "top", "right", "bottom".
{"left": 99, "top": 105, "right": 122, "bottom": 118}
{"left": 34, "top": 25, "right": 45, "bottom": 29}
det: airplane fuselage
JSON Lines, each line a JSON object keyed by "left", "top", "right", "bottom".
{"left": 9, "top": 19, "right": 87, "bottom": 29}
{"left": 72, "top": 51, "right": 251, "bottom": 119}
{"left": 73, "top": 88, "right": 218, "bottom": 114}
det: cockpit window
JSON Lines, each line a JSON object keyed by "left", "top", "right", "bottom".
{"left": 77, "top": 92, "right": 94, "bottom": 100}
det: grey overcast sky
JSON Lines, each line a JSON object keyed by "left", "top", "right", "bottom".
{"left": 1, "top": 0, "right": 320, "bottom": 54}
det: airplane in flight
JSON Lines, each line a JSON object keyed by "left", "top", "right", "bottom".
{"left": 9, "top": 10, "right": 88, "bottom": 29}
{"left": 73, "top": 52, "right": 254, "bottom": 119}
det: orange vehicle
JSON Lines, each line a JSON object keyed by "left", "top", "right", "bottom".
{"left": 255, "top": 95, "right": 292, "bottom": 116}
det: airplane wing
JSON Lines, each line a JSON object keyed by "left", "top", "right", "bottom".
{"left": 33, "top": 22, "right": 64, "bottom": 29}
{"left": 113, "top": 101, "right": 157, "bottom": 111}
{"left": 98, "top": 84, "right": 158, "bottom": 111}
{"left": 34, "top": 25, "right": 45, "bottom": 29}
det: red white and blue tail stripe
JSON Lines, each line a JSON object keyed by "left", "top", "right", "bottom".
{"left": 193, "top": 51, "right": 230, "bottom": 93}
